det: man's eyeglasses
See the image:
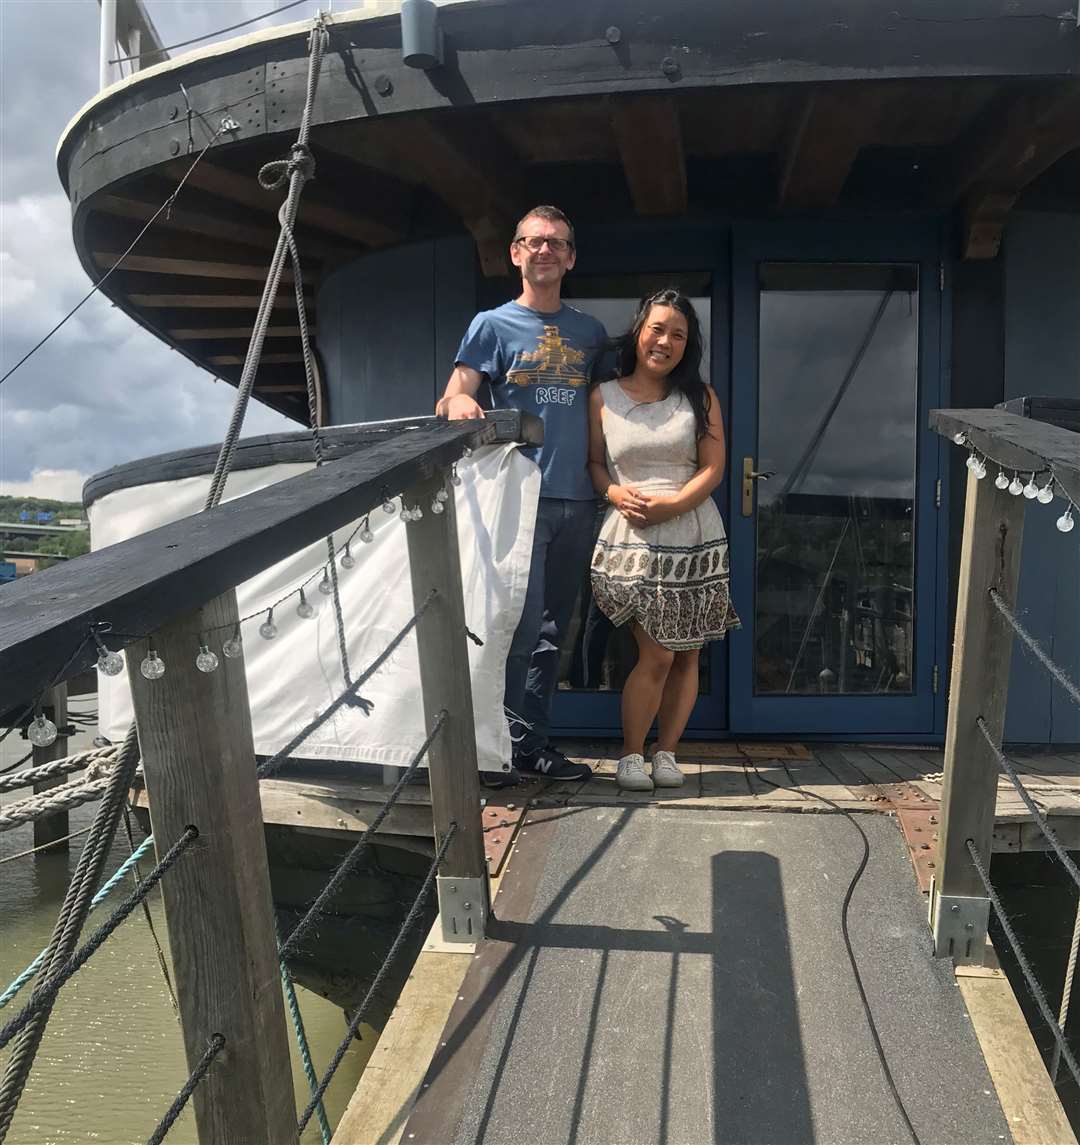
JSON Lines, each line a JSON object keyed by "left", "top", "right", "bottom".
{"left": 513, "top": 235, "right": 573, "bottom": 254}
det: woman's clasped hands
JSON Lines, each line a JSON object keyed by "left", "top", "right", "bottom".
{"left": 607, "top": 485, "right": 682, "bottom": 527}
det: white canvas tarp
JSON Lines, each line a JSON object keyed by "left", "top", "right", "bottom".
{"left": 90, "top": 443, "right": 539, "bottom": 772}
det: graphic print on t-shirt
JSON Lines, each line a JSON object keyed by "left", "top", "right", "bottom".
{"left": 507, "top": 326, "right": 589, "bottom": 405}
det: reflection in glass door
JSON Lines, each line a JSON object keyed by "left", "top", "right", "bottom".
{"left": 755, "top": 263, "right": 918, "bottom": 696}
{"left": 729, "top": 230, "right": 943, "bottom": 737}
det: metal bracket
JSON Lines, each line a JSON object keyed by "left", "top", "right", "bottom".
{"left": 931, "top": 891, "right": 990, "bottom": 964}
{"left": 437, "top": 875, "right": 487, "bottom": 944}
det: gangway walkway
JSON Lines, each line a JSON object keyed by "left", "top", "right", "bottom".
{"left": 404, "top": 803, "right": 1012, "bottom": 1145}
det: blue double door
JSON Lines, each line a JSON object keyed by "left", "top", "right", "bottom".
{"left": 551, "top": 222, "right": 946, "bottom": 740}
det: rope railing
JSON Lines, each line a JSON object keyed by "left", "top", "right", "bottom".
{"left": 145, "top": 1034, "right": 227, "bottom": 1145}
{"left": 966, "top": 839, "right": 1080, "bottom": 1090}
{"left": 0, "top": 745, "right": 115, "bottom": 793}
{"left": 0, "top": 827, "right": 196, "bottom": 1049}
{"left": 297, "top": 822, "right": 459, "bottom": 1135}
{"left": 0, "top": 766, "right": 122, "bottom": 833}
{"left": 280, "top": 712, "right": 448, "bottom": 960}
{"left": 974, "top": 717, "right": 1080, "bottom": 893}
{"left": 989, "top": 588, "right": 1080, "bottom": 710}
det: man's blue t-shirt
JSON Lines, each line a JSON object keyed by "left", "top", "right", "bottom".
{"left": 455, "top": 301, "right": 607, "bottom": 501}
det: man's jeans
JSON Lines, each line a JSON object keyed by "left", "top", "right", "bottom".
{"left": 505, "top": 497, "right": 595, "bottom": 757}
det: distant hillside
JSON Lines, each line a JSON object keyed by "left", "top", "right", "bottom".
{"left": 0, "top": 495, "right": 89, "bottom": 563}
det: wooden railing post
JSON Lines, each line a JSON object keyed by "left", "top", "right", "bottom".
{"left": 127, "top": 590, "right": 298, "bottom": 1145}
{"left": 932, "top": 469, "right": 1025, "bottom": 963}
{"left": 405, "top": 471, "right": 489, "bottom": 943}
{"left": 32, "top": 683, "right": 70, "bottom": 852}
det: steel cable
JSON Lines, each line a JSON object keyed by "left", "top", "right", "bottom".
{"left": 280, "top": 712, "right": 447, "bottom": 959}
{"left": 296, "top": 823, "right": 458, "bottom": 1134}
{"left": 989, "top": 588, "right": 1080, "bottom": 710}
{"left": 966, "top": 838, "right": 1080, "bottom": 1090}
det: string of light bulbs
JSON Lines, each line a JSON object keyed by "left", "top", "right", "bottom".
{"left": 69, "top": 457, "right": 471, "bottom": 711}
{"left": 953, "top": 431, "right": 1076, "bottom": 534}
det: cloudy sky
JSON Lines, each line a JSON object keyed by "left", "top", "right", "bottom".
{"left": 0, "top": 1, "right": 346, "bottom": 502}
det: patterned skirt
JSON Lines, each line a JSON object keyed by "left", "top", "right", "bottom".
{"left": 590, "top": 499, "right": 741, "bottom": 652}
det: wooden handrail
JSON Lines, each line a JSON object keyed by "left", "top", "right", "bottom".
{"left": 930, "top": 407, "right": 1080, "bottom": 504}
{"left": 0, "top": 413, "right": 540, "bottom": 711}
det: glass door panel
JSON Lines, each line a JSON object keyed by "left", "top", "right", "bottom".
{"left": 755, "top": 263, "right": 918, "bottom": 696}
{"left": 729, "top": 227, "right": 943, "bottom": 737}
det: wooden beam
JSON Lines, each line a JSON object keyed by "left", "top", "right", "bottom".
{"left": 932, "top": 469, "right": 1025, "bottom": 962}
{"left": 128, "top": 592, "right": 298, "bottom": 1144}
{"left": 130, "top": 293, "right": 307, "bottom": 309}
{"left": 31, "top": 684, "right": 69, "bottom": 853}
{"left": 609, "top": 95, "right": 687, "bottom": 216}
{"left": 170, "top": 325, "right": 301, "bottom": 340}
{"left": 940, "top": 82, "right": 1080, "bottom": 259}
{"left": 165, "top": 160, "right": 400, "bottom": 248}
{"left": 930, "top": 407, "right": 1080, "bottom": 507}
{"left": 0, "top": 417, "right": 503, "bottom": 708}
{"left": 208, "top": 353, "right": 302, "bottom": 366}
{"left": 94, "top": 252, "right": 301, "bottom": 282}
{"left": 405, "top": 471, "right": 489, "bottom": 934}
{"left": 318, "top": 117, "right": 527, "bottom": 276}
{"left": 778, "top": 85, "right": 884, "bottom": 209}
{"left": 94, "top": 194, "right": 282, "bottom": 254}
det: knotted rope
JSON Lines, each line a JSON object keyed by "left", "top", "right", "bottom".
{"left": 0, "top": 745, "right": 116, "bottom": 794}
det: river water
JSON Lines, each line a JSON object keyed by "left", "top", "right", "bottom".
{"left": 0, "top": 699, "right": 368, "bottom": 1145}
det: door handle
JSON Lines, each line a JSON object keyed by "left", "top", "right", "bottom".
{"left": 741, "top": 456, "right": 774, "bottom": 517}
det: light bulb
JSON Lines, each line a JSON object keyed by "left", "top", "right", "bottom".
{"left": 140, "top": 650, "right": 166, "bottom": 680}
{"left": 318, "top": 570, "right": 333, "bottom": 596}
{"left": 972, "top": 457, "right": 987, "bottom": 480}
{"left": 994, "top": 470, "right": 1009, "bottom": 490}
{"left": 1023, "top": 476, "right": 1039, "bottom": 499}
{"left": 451, "top": 468, "right": 462, "bottom": 488}
{"left": 259, "top": 610, "right": 278, "bottom": 640}
{"left": 953, "top": 432, "right": 967, "bottom": 446}
{"left": 965, "top": 452, "right": 978, "bottom": 471}
{"left": 296, "top": 589, "right": 315, "bottom": 619}
{"left": 1037, "top": 482, "right": 1055, "bottom": 505}
{"left": 431, "top": 498, "right": 445, "bottom": 514}
{"left": 196, "top": 644, "right": 219, "bottom": 673}
{"left": 412, "top": 505, "right": 424, "bottom": 521}
{"left": 28, "top": 715, "right": 58, "bottom": 748}
{"left": 436, "top": 488, "right": 449, "bottom": 503}
{"left": 341, "top": 544, "right": 356, "bottom": 569}
{"left": 1008, "top": 475, "right": 1024, "bottom": 496}
{"left": 383, "top": 498, "right": 396, "bottom": 514}
{"left": 1058, "top": 508, "right": 1076, "bottom": 534}
{"left": 462, "top": 445, "right": 473, "bottom": 458}
{"left": 97, "top": 648, "right": 125, "bottom": 676}
{"left": 359, "top": 523, "right": 374, "bottom": 545}
{"left": 400, "top": 505, "right": 411, "bottom": 522}
{"left": 223, "top": 626, "right": 243, "bottom": 658}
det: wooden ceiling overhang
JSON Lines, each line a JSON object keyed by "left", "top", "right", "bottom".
{"left": 56, "top": 0, "right": 1080, "bottom": 420}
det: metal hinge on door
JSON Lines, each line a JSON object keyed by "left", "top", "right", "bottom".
{"left": 935, "top": 478, "right": 942, "bottom": 509}
{"left": 932, "top": 664, "right": 940, "bottom": 694}
{"left": 939, "top": 262, "right": 945, "bottom": 291}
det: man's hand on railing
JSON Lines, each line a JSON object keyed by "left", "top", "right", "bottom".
{"left": 436, "top": 393, "right": 486, "bottom": 420}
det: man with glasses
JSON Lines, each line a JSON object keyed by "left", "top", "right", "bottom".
{"left": 436, "top": 205, "right": 606, "bottom": 782}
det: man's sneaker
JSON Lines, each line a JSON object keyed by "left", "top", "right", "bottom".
{"left": 616, "top": 753, "right": 653, "bottom": 792}
{"left": 651, "top": 750, "right": 685, "bottom": 788}
{"left": 516, "top": 745, "right": 593, "bottom": 781}
{"left": 481, "top": 766, "right": 522, "bottom": 789}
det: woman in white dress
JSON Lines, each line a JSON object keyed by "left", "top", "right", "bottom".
{"left": 587, "top": 289, "right": 740, "bottom": 792}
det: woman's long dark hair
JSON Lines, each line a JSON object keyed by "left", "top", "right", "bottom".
{"left": 615, "top": 289, "right": 711, "bottom": 438}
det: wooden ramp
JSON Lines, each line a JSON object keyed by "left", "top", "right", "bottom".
{"left": 397, "top": 805, "right": 1014, "bottom": 1145}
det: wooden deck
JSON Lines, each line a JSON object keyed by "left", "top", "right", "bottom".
{"left": 227, "top": 743, "right": 1080, "bottom": 875}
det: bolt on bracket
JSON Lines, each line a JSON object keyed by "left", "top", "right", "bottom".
{"left": 437, "top": 876, "right": 487, "bottom": 943}
{"left": 931, "top": 892, "right": 990, "bottom": 964}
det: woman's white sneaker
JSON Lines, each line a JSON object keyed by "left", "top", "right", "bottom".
{"left": 651, "top": 750, "right": 685, "bottom": 788}
{"left": 616, "top": 753, "right": 653, "bottom": 792}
